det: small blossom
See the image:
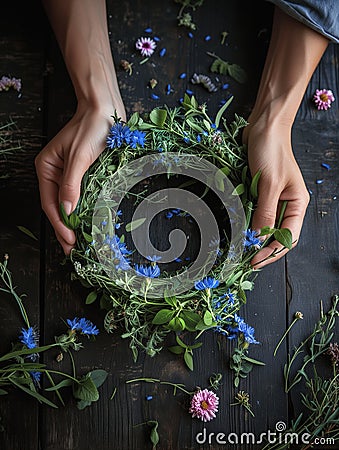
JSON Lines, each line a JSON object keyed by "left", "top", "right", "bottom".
{"left": 67, "top": 317, "right": 99, "bottom": 335}
{"left": 135, "top": 37, "right": 157, "bottom": 57}
{"left": 130, "top": 130, "right": 146, "bottom": 148}
{"left": 146, "top": 255, "right": 162, "bottom": 262}
{"left": 313, "top": 88, "right": 335, "bottom": 110}
{"left": 195, "top": 277, "right": 220, "bottom": 290}
{"left": 226, "top": 314, "right": 259, "bottom": 344}
{"left": 327, "top": 342, "right": 339, "bottom": 366}
{"left": 135, "top": 263, "right": 160, "bottom": 278}
{"left": 29, "top": 371, "right": 41, "bottom": 387}
{"left": 294, "top": 311, "right": 303, "bottom": 320}
{"left": 0, "top": 75, "right": 22, "bottom": 92}
{"left": 19, "top": 326, "right": 39, "bottom": 350}
{"left": 106, "top": 123, "right": 132, "bottom": 149}
{"left": 189, "top": 389, "right": 219, "bottom": 422}
{"left": 243, "top": 229, "right": 262, "bottom": 250}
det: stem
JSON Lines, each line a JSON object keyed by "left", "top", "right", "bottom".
{"left": 273, "top": 317, "right": 298, "bottom": 357}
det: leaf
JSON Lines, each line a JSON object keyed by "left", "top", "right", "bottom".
{"left": 168, "top": 345, "right": 184, "bottom": 355}
{"left": 76, "top": 399, "right": 92, "bottom": 410}
{"left": 164, "top": 293, "right": 177, "bottom": 307}
{"left": 148, "top": 421, "right": 159, "bottom": 449}
{"left": 168, "top": 317, "right": 185, "bottom": 332}
{"left": 73, "top": 375, "right": 99, "bottom": 402}
{"left": 59, "top": 203, "right": 70, "bottom": 228}
{"left": 45, "top": 379, "right": 73, "bottom": 391}
{"left": 274, "top": 228, "right": 293, "bottom": 249}
{"left": 259, "top": 226, "right": 275, "bottom": 236}
{"left": 175, "top": 335, "right": 188, "bottom": 348}
{"left": 149, "top": 109, "right": 167, "bottom": 127}
{"left": 242, "top": 355, "right": 266, "bottom": 366}
{"left": 234, "top": 376, "right": 240, "bottom": 388}
{"left": 214, "top": 96, "right": 233, "bottom": 128}
{"left": 203, "top": 119, "right": 211, "bottom": 131}
{"left": 210, "top": 58, "right": 228, "bottom": 75}
{"left": 125, "top": 217, "right": 146, "bottom": 232}
{"left": 227, "top": 63, "right": 247, "bottom": 83}
{"left": 184, "top": 350, "right": 194, "bottom": 371}
{"left": 127, "top": 111, "right": 139, "bottom": 128}
{"left": 240, "top": 280, "right": 253, "bottom": 291}
{"left": 82, "top": 231, "right": 93, "bottom": 243}
{"left": 186, "top": 117, "right": 204, "bottom": 133}
{"left": 9, "top": 378, "right": 58, "bottom": 408}
{"left": 180, "top": 310, "right": 201, "bottom": 331}
{"left": 196, "top": 319, "right": 216, "bottom": 331}
{"left": 89, "top": 369, "right": 108, "bottom": 388}
{"left": 214, "top": 170, "right": 225, "bottom": 192}
{"left": 203, "top": 310, "right": 213, "bottom": 326}
{"left": 189, "top": 342, "right": 203, "bottom": 350}
{"left": 232, "top": 184, "right": 245, "bottom": 196}
{"left": 250, "top": 170, "right": 261, "bottom": 199}
{"left": 68, "top": 213, "right": 81, "bottom": 230}
{"left": 17, "top": 226, "right": 38, "bottom": 241}
{"left": 85, "top": 291, "right": 98, "bottom": 305}
{"left": 0, "top": 388, "right": 8, "bottom": 395}
{"left": 152, "top": 309, "right": 174, "bottom": 325}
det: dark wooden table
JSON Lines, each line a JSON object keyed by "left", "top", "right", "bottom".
{"left": 0, "top": 1, "right": 338, "bottom": 449}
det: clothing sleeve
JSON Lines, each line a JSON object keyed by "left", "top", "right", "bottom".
{"left": 266, "top": 0, "right": 339, "bottom": 43}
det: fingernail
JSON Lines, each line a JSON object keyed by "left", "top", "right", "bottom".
{"left": 62, "top": 201, "right": 73, "bottom": 216}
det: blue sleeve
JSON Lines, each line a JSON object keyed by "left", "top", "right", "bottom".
{"left": 266, "top": 0, "right": 339, "bottom": 43}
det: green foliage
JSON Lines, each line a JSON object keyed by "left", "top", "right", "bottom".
{"left": 230, "top": 341, "right": 265, "bottom": 387}
{"left": 208, "top": 53, "right": 247, "bottom": 83}
{"left": 168, "top": 335, "right": 202, "bottom": 371}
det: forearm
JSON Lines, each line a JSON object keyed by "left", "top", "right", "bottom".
{"left": 251, "top": 7, "right": 329, "bottom": 126}
{"left": 43, "top": 0, "right": 122, "bottom": 112}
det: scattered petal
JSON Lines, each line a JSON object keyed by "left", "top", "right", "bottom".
{"left": 204, "top": 35, "right": 211, "bottom": 41}
{"left": 159, "top": 48, "right": 167, "bottom": 57}
{"left": 144, "top": 27, "right": 152, "bottom": 33}
{"left": 188, "top": 32, "right": 194, "bottom": 38}
{"left": 321, "top": 163, "right": 331, "bottom": 170}
{"left": 151, "top": 93, "right": 160, "bottom": 100}
{"left": 316, "top": 179, "right": 324, "bottom": 184}
{"left": 179, "top": 72, "right": 187, "bottom": 79}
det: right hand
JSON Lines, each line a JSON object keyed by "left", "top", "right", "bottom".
{"left": 35, "top": 102, "right": 126, "bottom": 254}
{"left": 243, "top": 117, "right": 310, "bottom": 268}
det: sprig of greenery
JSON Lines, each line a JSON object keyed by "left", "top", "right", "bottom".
{"left": 207, "top": 52, "right": 247, "bottom": 84}
{"left": 174, "top": 0, "right": 204, "bottom": 30}
{"left": 230, "top": 338, "right": 265, "bottom": 387}
{"left": 262, "top": 295, "right": 339, "bottom": 450}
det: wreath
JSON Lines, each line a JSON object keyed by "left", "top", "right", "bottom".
{"left": 62, "top": 95, "right": 292, "bottom": 377}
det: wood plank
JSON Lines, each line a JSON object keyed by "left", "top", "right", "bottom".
{"left": 0, "top": 1, "right": 46, "bottom": 449}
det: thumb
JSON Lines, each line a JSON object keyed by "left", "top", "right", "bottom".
{"left": 59, "top": 155, "right": 91, "bottom": 215}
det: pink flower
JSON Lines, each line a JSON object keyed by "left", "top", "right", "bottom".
{"left": 135, "top": 37, "right": 156, "bottom": 57}
{"left": 313, "top": 88, "right": 335, "bottom": 110}
{"left": 189, "top": 389, "right": 219, "bottom": 422}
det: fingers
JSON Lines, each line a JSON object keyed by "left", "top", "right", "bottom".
{"left": 251, "top": 192, "right": 309, "bottom": 268}
{"left": 35, "top": 151, "right": 76, "bottom": 255}
{"left": 59, "top": 151, "right": 92, "bottom": 216}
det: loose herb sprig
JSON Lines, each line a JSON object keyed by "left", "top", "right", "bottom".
{"left": 263, "top": 295, "right": 339, "bottom": 450}
{"left": 0, "top": 255, "right": 107, "bottom": 409}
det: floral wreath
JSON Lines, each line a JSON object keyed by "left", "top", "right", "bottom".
{"left": 62, "top": 95, "right": 292, "bottom": 380}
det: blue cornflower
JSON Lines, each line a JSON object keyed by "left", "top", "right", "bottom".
{"left": 226, "top": 314, "right": 259, "bottom": 344}
{"left": 106, "top": 123, "right": 132, "bottom": 149}
{"left": 243, "top": 229, "right": 262, "bottom": 250}
{"left": 130, "top": 129, "right": 146, "bottom": 148}
{"left": 29, "top": 371, "right": 41, "bottom": 387}
{"left": 116, "top": 210, "right": 122, "bottom": 217}
{"left": 146, "top": 255, "right": 162, "bottom": 262}
{"left": 135, "top": 263, "right": 160, "bottom": 278}
{"left": 112, "top": 253, "right": 131, "bottom": 270}
{"left": 67, "top": 317, "right": 99, "bottom": 336}
{"left": 109, "top": 235, "right": 133, "bottom": 255}
{"left": 194, "top": 277, "right": 220, "bottom": 290}
{"left": 19, "top": 327, "right": 39, "bottom": 350}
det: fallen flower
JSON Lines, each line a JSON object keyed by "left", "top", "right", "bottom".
{"left": 135, "top": 37, "right": 157, "bottom": 57}
{"left": 313, "top": 88, "right": 335, "bottom": 110}
{"left": 189, "top": 389, "right": 219, "bottom": 422}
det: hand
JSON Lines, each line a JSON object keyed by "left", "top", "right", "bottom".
{"left": 243, "top": 116, "right": 310, "bottom": 268}
{"left": 35, "top": 102, "right": 126, "bottom": 254}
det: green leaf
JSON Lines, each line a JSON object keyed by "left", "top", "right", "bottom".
{"left": 175, "top": 335, "right": 188, "bottom": 348}
{"left": 186, "top": 117, "right": 204, "bottom": 133}
{"left": 240, "top": 361, "right": 253, "bottom": 374}
{"left": 59, "top": 203, "right": 70, "bottom": 228}
{"left": 164, "top": 293, "right": 177, "bottom": 307}
{"left": 180, "top": 311, "right": 201, "bottom": 331}
{"left": 214, "top": 96, "right": 233, "bottom": 128}
{"left": 89, "top": 369, "right": 108, "bottom": 388}
{"left": 240, "top": 280, "right": 253, "bottom": 291}
{"left": 203, "top": 310, "right": 213, "bottom": 326}
{"left": 85, "top": 291, "right": 98, "bottom": 305}
{"left": 127, "top": 111, "right": 139, "bottom": 128}
{"left": 184, "top": 350, "right": 194, "bottom": 371}
{"left": 149, "top": 109, "right": 167, "bottom": 127}
{"left": 76, "top": 399, "right": 92, "bottom": 410}
{"left": 148, "top": 421, "right": 159, "bottom": 449}
{"left": 232, "top": 184, "right": 245, "bottom": 196}
{"left": 0, "top": 388, "right": 8, "bottom": 395}
{"left": 190, "top": 95, "right": 198, "bottom": 109}
{"left": 214, "top": 170, "right": 225, "bottom": 192}
{"left": 168, "top": 345, "right": 184, "bottom": 355}
{"left": 250, "top": 170, "right": 261, "bottom": 199}
{"left": 125, "top": 217, "right": 146, "bottom": 232}
{"left": 234, "top": 376, "right": 240, "bottom": 388}
{"left": 68, "top": 213, "right": 81, "bottom": 230}
{"left": 259, "top": 226, "right": 275, "bottom": 236}
{"left": 9, "top": 378, "right": 58, "bottom": 408}
{"left": 82, "top": 231, "right": 93, "bottom": 243}
{"left": 196, "top": 319, "right": 216, "bottom": 331}
{"left": 73, "top": 375, "right": 99, "bottom": 402}
{"left": 203, "top": 119, "right": 211, "bottom": 131}
{"left": 168, "top": 317, "right": 185, "bottom": 331}
{"left": 227, "top": 63, "right": 247, "bottom": 83}
{"left": 189, "top": 342, "right": 203, "bottom": 350}
{"left": 274, "top": 228, "right": 293, "bottom": 249}
{"left": 45, "top": 379, "right": 73, "bottom": 391}
{"left": 152, "top": 309, "right": 174, "bottom": 325}
{"left": 242, "top": 355, "right": 266, "bottom": 366}
{"left": 17, "top": 226, "right": 38, "bottom": 241}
